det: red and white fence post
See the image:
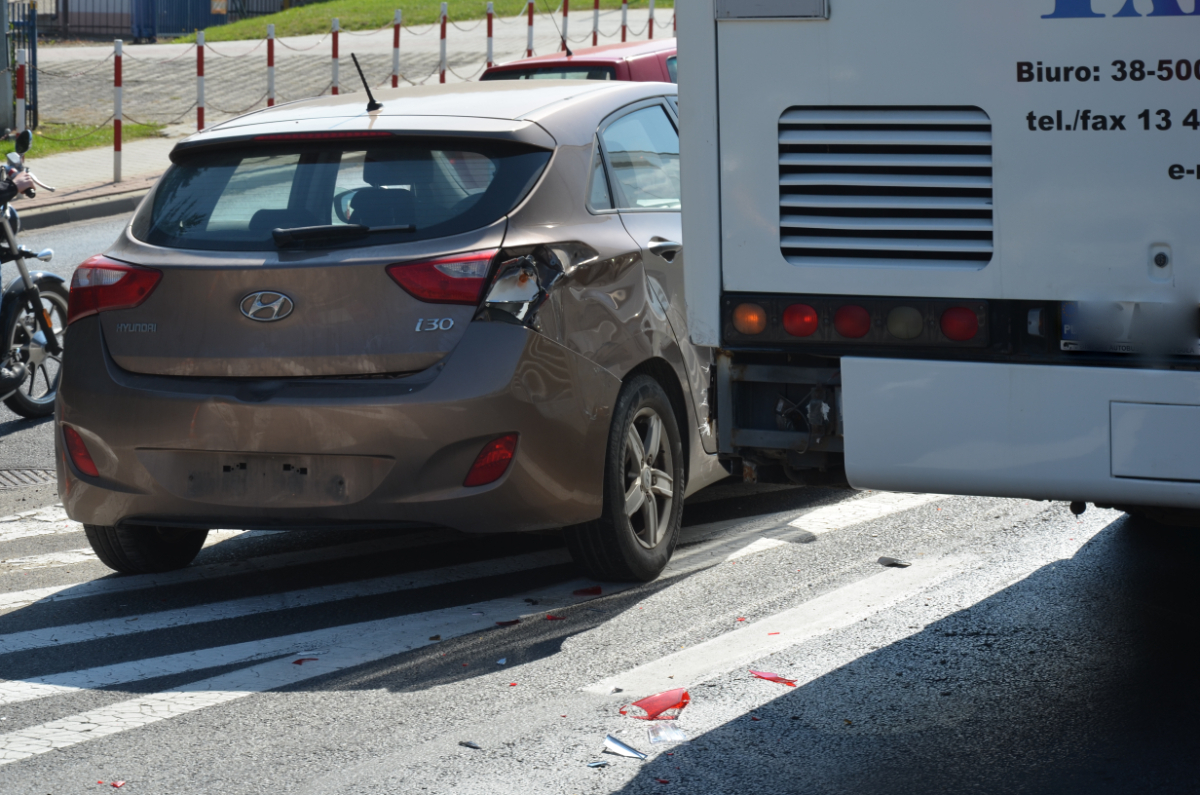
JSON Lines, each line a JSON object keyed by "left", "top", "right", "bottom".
{"left": 561, "top": 0, "right": 569, "bottom": 51}
{"left": 673, "top": 9, "right": 677, "bottom": 32}
{"left": 113, "top": 41, "right": 122, "bottom": 182}
{"left": 14, "top": 49, "right": 25, "bottom": 135}
{"left": 593, "top": 0, "right": 599, "bottom": 46}
{"left": 331, "top": 18, "right": 340, "bottom": 95}
{"left": 486, "top": 2, "right": 494, "bottom": 68}
{"left": 267, "top": 24, "right": 275, "bottom": 107}
{"left": 621, "top": 1, "right": 628, "bottom": 43}
{"left": 196, "top": 31, "right": 205, "bottom": 131}
{"left": 439, "top": 3, "right": 447, "bottom": 84}
{"left": 392, "top": 10, "right": 401, "bottom": 87}
{"left": 526, "top": 0, "right": 534, "bottom": 57}
{"left": 648, "top": 0, "right": 655, "bottom": 40}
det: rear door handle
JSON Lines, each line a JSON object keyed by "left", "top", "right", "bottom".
{"left": 649, "top": 239, "right": 682, "bottom": 263}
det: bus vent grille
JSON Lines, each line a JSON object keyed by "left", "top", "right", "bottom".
{"left": 778, "top": 106, "right": 993, "bottom": 269}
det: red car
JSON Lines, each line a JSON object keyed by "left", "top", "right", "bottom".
{"left": 480, "top": 38, "right": 676, "bottom": 83}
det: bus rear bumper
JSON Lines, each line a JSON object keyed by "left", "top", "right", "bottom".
{"left": 842, "top": 358, "right": 1200, "bottom": 510}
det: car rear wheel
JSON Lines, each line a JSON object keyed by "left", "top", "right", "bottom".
{"left": 84, "top": 524, "right": 209, "bottom": 574}
{"left": 565, "top": 375, "right": 685, "bottom": 582}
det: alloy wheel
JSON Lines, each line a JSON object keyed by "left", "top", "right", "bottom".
{"left": 623, "top": 407, "right": 675, "bottom": 549}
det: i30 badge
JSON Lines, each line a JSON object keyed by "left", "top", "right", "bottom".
{"left": 240, "top": 291, "right": 294, "bottom": 322}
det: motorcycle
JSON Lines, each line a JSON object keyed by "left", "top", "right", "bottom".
{"left": 0, "top": 129, "right": 65, "bottom": 419}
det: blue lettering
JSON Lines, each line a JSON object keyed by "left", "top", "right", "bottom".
{"left": 1145, "top": 0, "right": 1200, "bottom": 15}
{"left": 1042, "top": 0, "right": 1104, "bottom": 18}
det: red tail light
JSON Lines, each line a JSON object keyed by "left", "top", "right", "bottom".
{"left": 940, "top": 306, "right": 980, "bottom": 341}
{"left": 783, "top": 304, "right": 819, "bottom": 337}
{"left": 386, "top": 249, "right": 498, "bottom": 305}
{"left": 834, "top": 305, "right": 871, "bottom": 339}
{"left": 464, "top": 433, "right": 518, "bottom": 487}
{"left": 62, "top": 426, "right": 99, "bottom": 477}
{"left": 67, "top": 256, "right": 162, "bottom": 326}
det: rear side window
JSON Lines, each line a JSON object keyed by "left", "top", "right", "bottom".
{"left": 666, "top": 56, "right": 678, "bottom": 83}
{"left": 132, "top": 140, "right": 551, "bottom": 251}
{"left": 600, "top": 106, "right": 681, "bottom": 211}
{"left": 481, "top": 65, "right": 616, "bottom": 81}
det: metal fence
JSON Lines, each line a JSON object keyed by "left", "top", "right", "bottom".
{"left": 35, "top": 0, "right": 285, "bottom": 40}
{"left": 8, "top": 0, "right": 38, "bottom": 129}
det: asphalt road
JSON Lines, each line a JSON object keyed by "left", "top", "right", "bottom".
{"left": 1, "top": 478, "right": 1197, "bottom": 794}
{"left": 1, "top": 216, "right": 1198, "bottom": 794}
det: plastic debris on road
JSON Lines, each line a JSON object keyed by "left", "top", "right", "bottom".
{"left": 573, "top": 585, "right": 602, "bottom": 596}
{"left": 620, "top": 688, "right": 691, "bottom": 721}
{"left": 647, "top": 722, "right": 688, "bottom": 745}
{"left": 588, "top": 760, "right": 611, "bottom": 768}
{"left": 459, "top": 741, "right": 482, "bottom": 750}
{"left": 292, "top": 658, "right": 318, "bottom": 665}
{"left": 656, "top": 779, "right": 671, "bottom": 784}
{"left": 545, "top": 614, "right": 566, "bottom": 620}
{"left": 878, "top": 556, "right": 912, "bottom": 568}
{"left": 603, "top": 734, "right": 648, "bottom": 760}
{"left": 112, "top": 783, "right": 126, "bottom": 789}
{"left": 497, "top": 658, "right": 507, "bottom": 665}
{"left": 750, "top": 669, "right": 797, "bottom": 687}
{"left": 496, "top": 620, "right": 520, "bottom": 627}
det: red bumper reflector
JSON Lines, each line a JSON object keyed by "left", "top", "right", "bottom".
{"left": 67, "top": 255, "right": 162, "bottom": 326}
{"left": 834, "top": 305, "right": 871, "bottom": 339}
{"left": 940, "top": 306, "right": 980, "bottom": 341}
{"left": 783, "top": 304, "right": 819, "bottom": 337}
{"left": 386, "top": 249, "right": 497, "bottom": 305}
{"left": 63, "top": 426, "right": 99, "bottom": 477}
{"left": 464, "top": 433, "right": 519, "bottom": 487}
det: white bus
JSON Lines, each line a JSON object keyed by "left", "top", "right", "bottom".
{"left": 678, "top": 0, "right": 1200, "bottom": 520}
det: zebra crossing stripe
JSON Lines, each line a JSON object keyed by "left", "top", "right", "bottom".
{"left": 0, "top": 528, "right": 458, "bottom": 612}
{"left": 0, "top": 548, "right": 572, "bottom": 656}
{"left": 788, "top": 492, "right": 948, "bottom": 536}
{"left": 0, "top": 579, "right": 619, "bottom": 763}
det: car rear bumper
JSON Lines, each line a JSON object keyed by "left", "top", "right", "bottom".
{"left": 842, "top": 357, "right": 1200, "bottom": 510}
{"left": 56, "top": 318, "right": 620, "bottom": 533}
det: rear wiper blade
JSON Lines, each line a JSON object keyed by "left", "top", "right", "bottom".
{"left": 272, "top": 223, "right": 416, "bottom": 248}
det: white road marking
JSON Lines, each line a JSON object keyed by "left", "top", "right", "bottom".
{"left": 0, "top": 506, "right": 76, "bottom": 544}
{"left": 0, "top": 548, "right": 98, "bottom": 570}
{"left": 788, "top": 491, "right": 948, "bottom": 536}
{"left": 0, "top": 528, "right": 458, "bottom": 611}
{"left": 724, "top": 537, "right": 789, "bottom": 561}
{"left": 583, "top": 555, "right": 969, "bottom": 696}
{"left": 0, "top": 548, "right": 572, "bottom": 655}
{"left": 0, "top": 577, "right": 626, "bottom": 762}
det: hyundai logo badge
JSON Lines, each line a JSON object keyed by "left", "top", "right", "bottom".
{"left": 240, "top": 291, "right": 295, "bottom": 322}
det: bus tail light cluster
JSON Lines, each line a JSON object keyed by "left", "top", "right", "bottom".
{"left": 725, "top": 296, "right": 989, "bottom": 348}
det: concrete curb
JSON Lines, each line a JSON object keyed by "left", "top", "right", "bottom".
{"left": 16, "top": 174, "right": 161, "bottom": 231}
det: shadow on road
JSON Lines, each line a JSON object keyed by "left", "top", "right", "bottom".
{"left": 610, "top": 515, "right": 1200, "bottom": 795}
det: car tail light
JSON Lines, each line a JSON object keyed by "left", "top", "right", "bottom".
{"left": 62, "top": 426, "right": 99, "bottom": 477}
{"left": 886, "top": 306, "right": 924, "bottom": 340}
{"left": 732, "top": 303, "right": 767, "bottom": 335}
{"left": 67, "top": 255, "right": 162, "bottom": 326}
{"left": 833, "top": 305, "right": 871, "bottom": 338}
{"left": 464, "top": 433, "right": 519, "bottom": 487}
{"left": 386, "top": 249, "right": 498, "bottom": 305}
{"left": 783, "top": 304, "right": 819, "bottom": 337}
{"left": 940, "top": 306, "right": 979, "bottom": 341}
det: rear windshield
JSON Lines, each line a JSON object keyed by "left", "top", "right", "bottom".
{"left": 132, "top": 139, "right": 551, "bottom": 251}
{"left": 481, "top": 65, "right": 617, "bottom": 81}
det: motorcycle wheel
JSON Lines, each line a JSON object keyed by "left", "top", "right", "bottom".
{"left": 3, "top": 280, "right": 68, "bottom": 419}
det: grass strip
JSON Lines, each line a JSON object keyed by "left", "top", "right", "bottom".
{"left": 2, "top": 122, "right": 164, "bottom": 157}
{"left": 181, "top": 0, "right": 672, "bottom": 43}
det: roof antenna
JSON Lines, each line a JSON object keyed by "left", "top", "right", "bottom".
{"left": 540, "top": 0, "right": 573, "bottom": 57}
{"left": 351, "top": 53, "right": 383, "bottom": 112}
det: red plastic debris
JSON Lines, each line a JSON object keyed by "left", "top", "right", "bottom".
{"left": 112, "top": 784, "right": 126, "bottom": 790}
{"left": 736, "top": 617, "right": 746, "bottom": 622}
{"left": 509, "top": 682, "right": 517, "bottom": 687}
{"left": 546, "top": 614, "right": 566, "bottom": 621}
{"left": 619, "top": 688, "right": 691, "bottom": 720}
{"left": 656, "top": 779, "right": 671, "bottom": 784}
{"left": 293, "top": 658, "right": 318, "bottom": 665}
{"left": 573, "top": 586, "right": 602, "bottom": 596}
{"left": 750, "top": 669, "right": 797, "bottom": 687}
{"left": 768, "top": 632, "right": 780, "bottom": 636}
{"left": 496, "top": 619, "right": 520, "bottom": 627}
{"left": 751, "top": 717, "right": 761, "bottom": 721}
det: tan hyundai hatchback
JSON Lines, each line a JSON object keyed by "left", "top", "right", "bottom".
{"left": 57, "top": 81, "right": 726, "bottom": 581}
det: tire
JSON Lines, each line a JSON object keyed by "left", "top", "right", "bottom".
{"left": 84, "top": 524, "right": 209, "bottom": 574}
{"left": 565, "top": 375, "right": 685, "bottom": 582}
{"left": 3, "top": 279, "right": 68, "bottom": 419}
